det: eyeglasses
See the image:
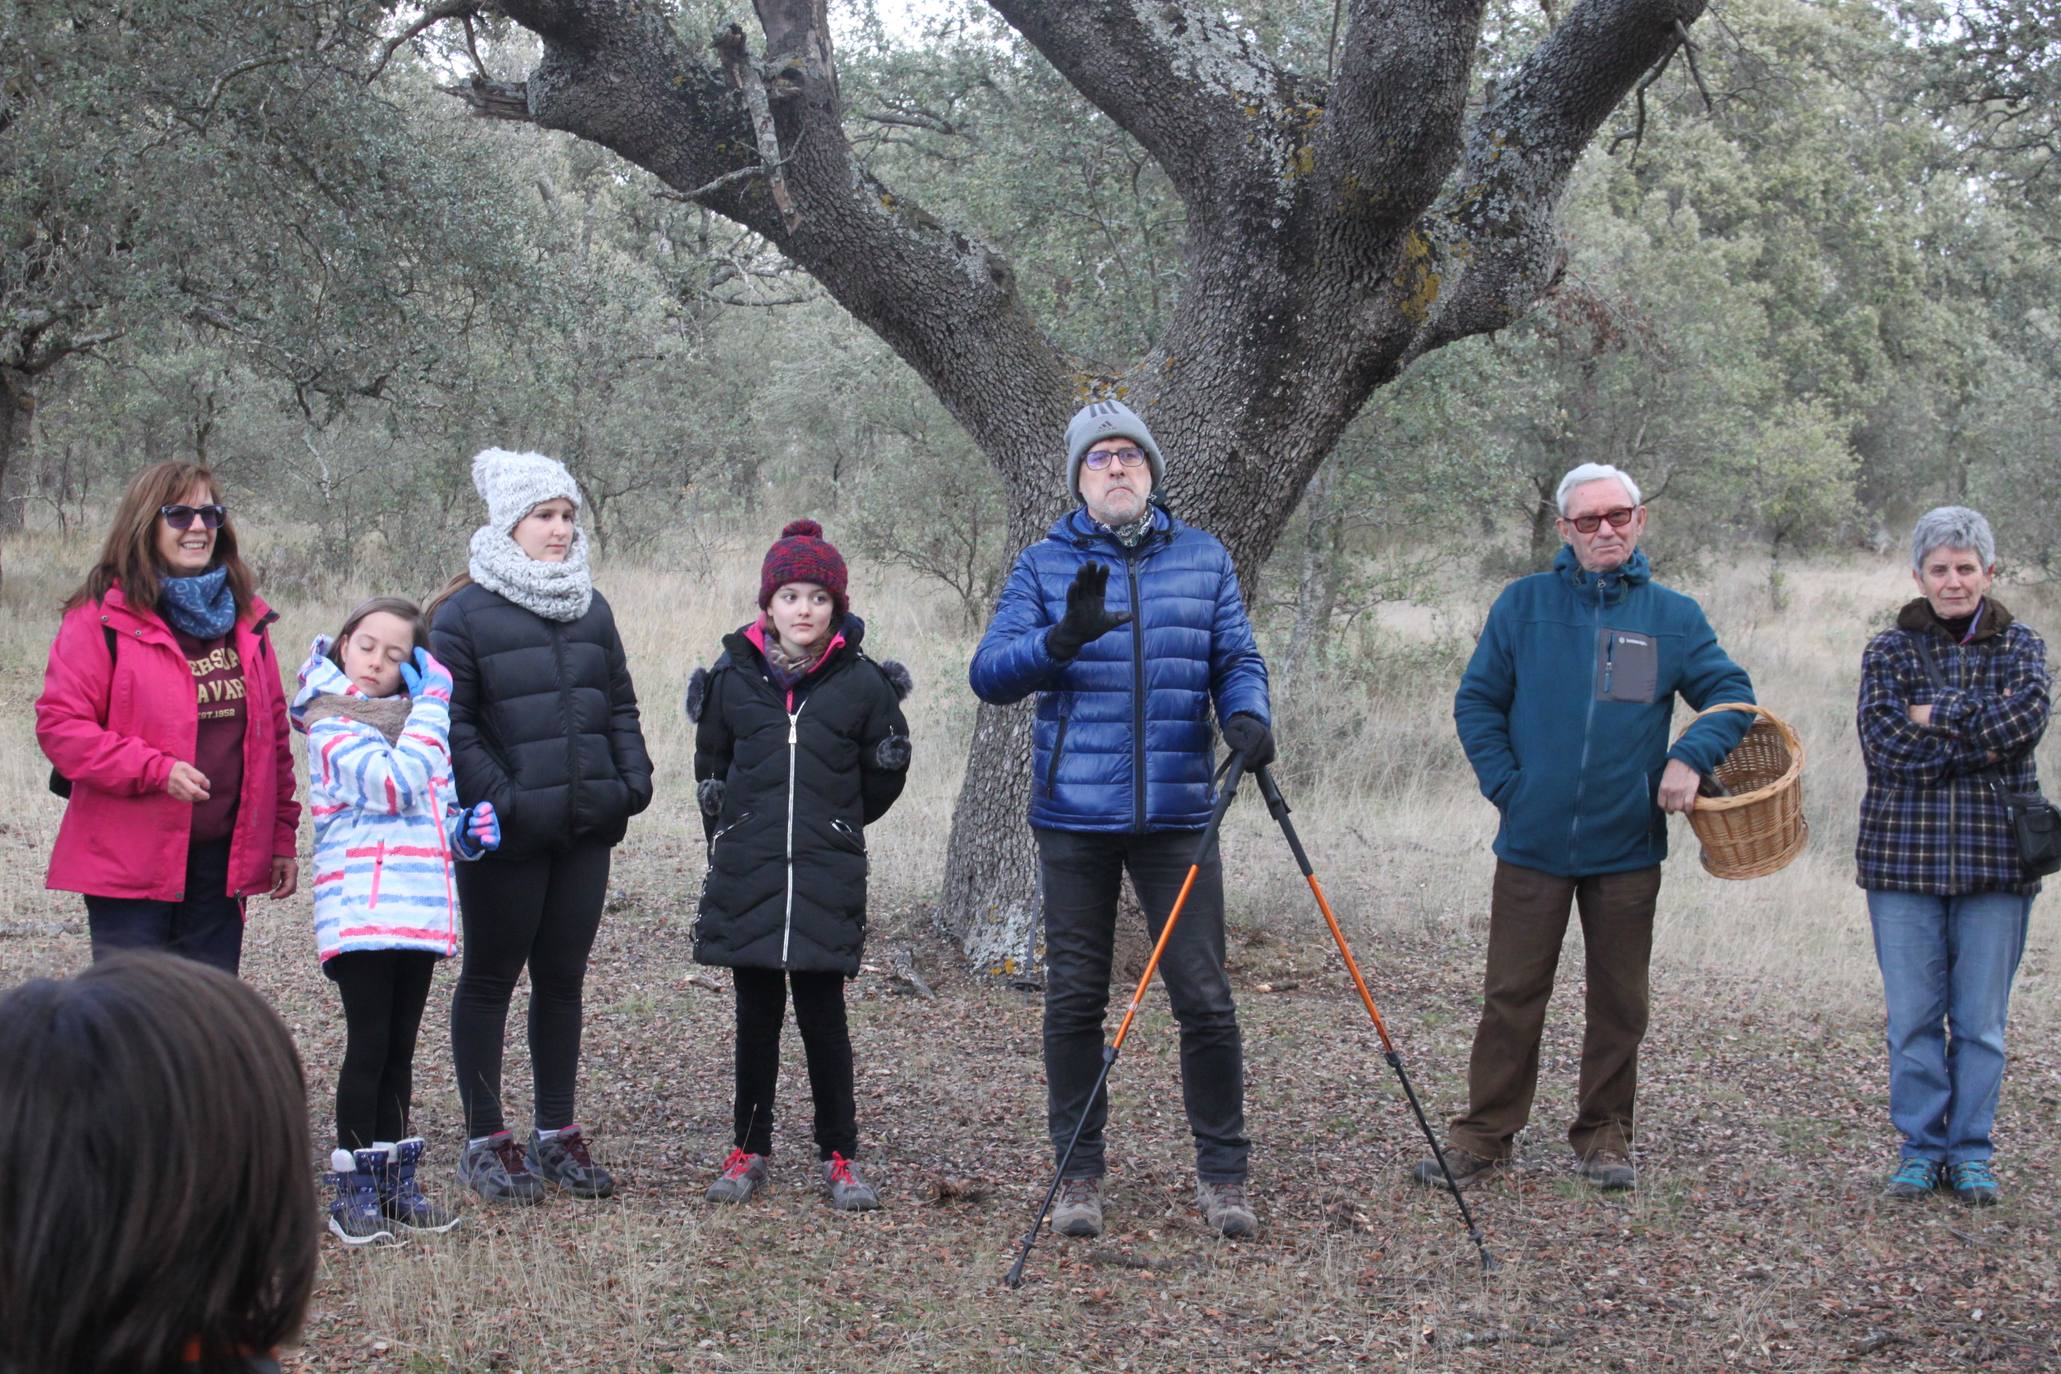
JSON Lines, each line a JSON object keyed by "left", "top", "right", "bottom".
{"left": 1566, "top": 506, "right": 1636, "bottom": 535}
{"left": 160, "top": 503, "right": 227, "bottom": 531}
{"left": 1082, "top": 446, "right": 1149, "bottom": 471}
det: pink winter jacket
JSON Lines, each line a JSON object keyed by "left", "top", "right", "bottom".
{"left": 36, "top": 583, "right": 301, "bottom": 902}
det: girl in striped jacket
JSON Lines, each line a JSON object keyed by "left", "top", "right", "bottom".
{"left": 291, "top": 596, "right": 499, "bottom": 1246}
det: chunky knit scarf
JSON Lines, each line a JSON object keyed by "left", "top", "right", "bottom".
{"left": 157, "top": 565, "right": 237, "bottom": 639}
{"left": 298, "top": 692, "right": 412, "bottom": 744}
{"left": 468, "top": 524, "right": 594, "bottom": 622}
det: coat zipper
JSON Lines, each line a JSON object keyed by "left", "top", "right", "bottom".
{"left": 1126, "top": 555, "right": 1146, "bottom": 832}
{"left": 1570, "top": 577, "right": 1604, "bottom": 857}
{"left": 781, "top": 698, "right": 809, "bottom": 965}
{"left": 368, "top": 839, "right": 387, "bottom": 910}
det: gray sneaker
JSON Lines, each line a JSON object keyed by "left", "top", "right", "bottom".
{"left": 1408, "top": 1146, "right": 1502, "bottom": 1192}
{"left": 1196, "top": 1177, "right": 1257, "bottom": 1238}
{"left": 821, "top": 1152, "right": 881, "bottom": 1211}
{"left": 527, "top": 1124, "right": 615, "bottom": 1199}
{"left": 457, "top": 1131, "right": 544, "bottom": 1205}
{"left": 1576, "top": 1149, "right": 1638, "bottom": 1192}
{"left": 1051, "top": 1175, "right": 1103, "bottom": 1238}
{"left": 707, "top": 1148, "right": 769, "bottom": 1204}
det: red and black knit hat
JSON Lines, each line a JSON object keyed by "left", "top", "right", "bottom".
{"left": 758, "top": 519, "right": 848, "bottom": 618}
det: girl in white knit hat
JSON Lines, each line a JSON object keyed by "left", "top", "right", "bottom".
{"left": 426, "top": 448, "right": 655, "bottom": 1204}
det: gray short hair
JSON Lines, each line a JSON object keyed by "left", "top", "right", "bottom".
{"left": 1910, "top": 506, "right": 1996, "bottom": 571}
{"left": 1555, "top": 463, "right": 1642, "bottom": 516}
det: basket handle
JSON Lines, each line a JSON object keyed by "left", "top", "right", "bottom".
{"left": 1671, "top": 701, "right": 1804, "bottom": 773}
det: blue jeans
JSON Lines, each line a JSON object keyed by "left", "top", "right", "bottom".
{"left": 82, "top": 839, "right": 243, "bottom": 975}
{"left": 1866, "top": 889, "right": 2033, "bottom": 1165}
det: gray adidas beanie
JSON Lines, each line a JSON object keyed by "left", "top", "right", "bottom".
{"left": 1065, "top": 399, "right": 1166, "bottom": 501}
{"left": 472, "top": 447, "right": 582, "bottom": 533}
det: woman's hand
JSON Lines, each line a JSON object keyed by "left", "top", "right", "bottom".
{"left": 165, "top": 761, "right": 211, "bottom": 803}
{"left": 1907, "top": 703, "right": 1934, "bottom": 727}
{"left": 268, "top": 856, "right": 298, "bottom": 899}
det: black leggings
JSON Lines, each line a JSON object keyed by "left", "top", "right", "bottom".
{"left": 732, "top": 967, "right": 857, "bottom": 1161}
{"left": 450, "top": 842, "right": 610, "bottom": 1139}
{"left": 328, "top": 950, "right": 438, "bottom": 1151}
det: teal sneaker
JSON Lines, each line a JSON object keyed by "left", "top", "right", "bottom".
{"left": 1947, "top": 1160, "right": 2001, "bottom": 1207}
{"left": 1883, "top": 1158, "right": 1941, "bottom": 1199}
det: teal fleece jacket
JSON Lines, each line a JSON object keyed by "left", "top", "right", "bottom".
{"left": 1454, "top": 546, "right": 1755, "bottom": 877}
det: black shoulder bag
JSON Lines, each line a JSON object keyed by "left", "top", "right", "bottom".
{"left": 1909, "top": 629, "right": 2061, "bottom": 878}
{"left": 47, "top": 623, "right": 121, "bottom": 800}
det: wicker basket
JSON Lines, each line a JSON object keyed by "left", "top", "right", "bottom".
{"left": 1678, "top": 703, "right": 1806, "bottom": 879}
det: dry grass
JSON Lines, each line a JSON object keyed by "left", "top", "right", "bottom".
{"left": 2, "top": 525, "right": 2058, "bottom": 1371}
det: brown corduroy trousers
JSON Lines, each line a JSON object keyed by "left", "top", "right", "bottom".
{"left": 1447, "top": 858, "right": 1665, "bottom": 1162}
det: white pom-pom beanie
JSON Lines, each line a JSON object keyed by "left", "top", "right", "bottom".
{"left": 472, "top": 447, "right": 581, "bottom": 532}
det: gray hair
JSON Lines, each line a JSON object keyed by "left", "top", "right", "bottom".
{"left": 1555, "top": 463, "right": 1642, "bottom": 516}
{"left": 1909, "top": 506, "right": 1996, "bottom": 571}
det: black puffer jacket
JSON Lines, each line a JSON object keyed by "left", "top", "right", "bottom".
{"left": 431, "top": 581, "right": 653, "bottom": 859}
{"left": 688, "top": 615, "right": 911, "bottom": 974}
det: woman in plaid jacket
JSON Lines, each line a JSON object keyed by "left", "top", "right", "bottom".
{"left": 1857, "top": 506, "right": 2048, "bottom": 1207}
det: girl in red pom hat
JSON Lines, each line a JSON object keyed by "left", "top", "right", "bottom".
{"left": 686, "top": 519, "right": 913, "bottom": 1210}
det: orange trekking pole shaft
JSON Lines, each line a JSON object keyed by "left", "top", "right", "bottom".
{"left": 1004, "top": 754, "right": 1247, "bottom": 1289}
{"left": 1254, "top": 765, "right": 1497, "bottom": 1273}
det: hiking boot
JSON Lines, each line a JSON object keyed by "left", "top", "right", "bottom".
{"left": 457, "top": 1130, "right": 544, "bottom": 1205}
{"left": 1408, "top": 1146, "right": 1502, "bottom": 1192}
{"left": 707, "top": 1148, "right": 769, "bottom": 1204}
{"left": 382, "top": 1138, "right": 460, "bottom": 1233}
{"left": 821, "top": 1152, "right": 881, "bottom": 1212}
{"left": 1576, "top": 1149, "right": 1638, "bottom": 1192}
{"left": 1948, "top": 1159, "right": 2002, "bottom": 1207}
{"left": 327, "top": 1147, "right": 400, "bottom": 1246}
{"left": 1196, "top": 1177, "right": 1258, "bottom": 1239}
{"left": 527, "top": 1124, "right": 616, "bottom": 1199}
{"left": 1883, "top": 1157, "right": 1942, "bottom": 1200}
{"left": 1051, "top": 1175, "right": 1103, "bottom": 1238}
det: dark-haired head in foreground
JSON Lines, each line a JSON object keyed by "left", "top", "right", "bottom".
{"left": 0, "top": 954, "right": 316, "bottom": 1374}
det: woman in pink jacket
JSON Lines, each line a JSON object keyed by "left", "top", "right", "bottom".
{"left": 35, "top": 461, "right": 300, "bottom": 974}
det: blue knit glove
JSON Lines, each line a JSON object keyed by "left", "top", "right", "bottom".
{"left": 402, "top": 647, "right": 453, "bottom": 702}
{"left": 453, "top": 801, "right": 499, "bottom": 858}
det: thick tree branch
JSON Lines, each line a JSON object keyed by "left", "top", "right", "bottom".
{"left": 987, "top": 0, "right": 1305, "bottom": 211}
{"left": 1319, "top": 0, "right": 1485, "bottom": 241}
{"left": 478, "top": 0, "right": 1072, "bottom": 503}
{"left": 1405, "top": 0, "right": 1708, "bottom": 362}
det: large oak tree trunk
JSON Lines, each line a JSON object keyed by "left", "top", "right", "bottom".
{"left": 454, "top": 0, "right": 1708, "bottom": 968}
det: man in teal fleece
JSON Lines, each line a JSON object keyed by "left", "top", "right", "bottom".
{"left": 1411, "top": 463, "right": 1754, "bottom": 1194}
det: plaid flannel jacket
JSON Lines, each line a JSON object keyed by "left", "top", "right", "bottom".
{"left": 1856, "top": 598, "right": 2050, "bottom": 896}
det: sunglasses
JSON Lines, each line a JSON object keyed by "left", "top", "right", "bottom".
{"left": 1566, "top": 506, "right": 1636, "bottom": 535}
{"left": 1082, "top": 446, "right": 1149, "bottom": 471}
{"left": 160, "top": 503, "right": 228, "bottom": 531}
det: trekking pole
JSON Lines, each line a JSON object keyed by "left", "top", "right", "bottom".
{"left": 1254, "top": 765, "right": 1498, "bottom": 1274}
{"left": 1003, "top": 753, "right": 1247, "bottom": 1289}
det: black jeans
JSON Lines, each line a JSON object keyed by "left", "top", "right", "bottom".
{"left": 731, "top": 967, "right": 857, "bottom": 1160}
{"left": 1035, "top": 826, "right": 1248, "bottom": 1182}
{"left": 450, "top": 841, "right": 610, "bottom": 1139}
{"left": 328, "top": 950, "right": 438, "bottom": 1151}
{"left": 83, "top": 838, "right": 242, "bottom": 975}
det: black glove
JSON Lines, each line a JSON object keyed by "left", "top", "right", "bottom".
{"left": 1220, "top": 713, "right": 1275, "bottom": 769}
{"left": 1046, "top": 562, "right": 1133, "bottom": 660}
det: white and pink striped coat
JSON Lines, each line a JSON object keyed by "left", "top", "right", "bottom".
{"left": 292, "top": 639, "right": 472, "bottom": 963}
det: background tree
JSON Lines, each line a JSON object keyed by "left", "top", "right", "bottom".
{"left": 422, "top": 0, "right": 1715, "bottom": 968}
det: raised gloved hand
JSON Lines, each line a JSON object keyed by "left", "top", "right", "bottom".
{"left": 1220, "top": 713, "right": 1276, "bottom": 770}
{"left": 1046, "top": 563, "right": 1133, "bottom": 660}
{"left": 400, "top": 646, "right": 453, "bottom": 702}
{"left": 454, "top": 801, "right": 500, "bottom": 857}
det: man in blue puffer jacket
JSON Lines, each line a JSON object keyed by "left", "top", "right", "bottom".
{"left": 1410, "top": 462, "right": 1754, "bottom": 1197}
{"left": 971, "top": 398, "right": 1271, "bottom": 1241}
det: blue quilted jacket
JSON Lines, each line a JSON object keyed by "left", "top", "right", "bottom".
{"left": 970, "top": 505, "right": 1270, "bottom": 832}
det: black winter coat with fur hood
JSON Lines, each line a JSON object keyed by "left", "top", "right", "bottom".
{"left": 687, "top": 614, "right": 911, "bottom": 975}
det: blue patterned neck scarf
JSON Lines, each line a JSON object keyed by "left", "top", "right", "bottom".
{"left": 157, "top": 564, "right": 236, "bottom": 639}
